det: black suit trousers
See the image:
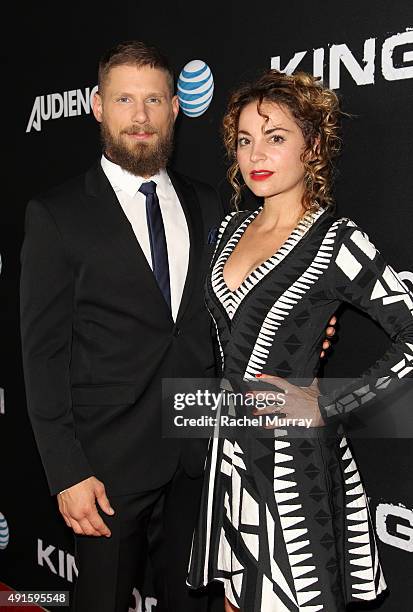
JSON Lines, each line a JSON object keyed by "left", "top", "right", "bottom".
{"left": 71, "top": 463, "right": 214, "bottom": 612}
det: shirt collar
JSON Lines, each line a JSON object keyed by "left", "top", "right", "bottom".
{"left": 101, "top": 155, "right": 171, "bottom": 198}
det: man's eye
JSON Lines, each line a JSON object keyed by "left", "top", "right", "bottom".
{"left": 147, "top": 97, "right": 161, "bottom": 104}
{"left": 118, "top": 97, "right": 130, "bottom": 103}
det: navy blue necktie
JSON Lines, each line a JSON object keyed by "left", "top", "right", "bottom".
{"left": 139, "top": 181, "right": 171, "bottom": 310}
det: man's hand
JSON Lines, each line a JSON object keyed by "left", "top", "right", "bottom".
{"left": 320, "top": 315, "right": 337, "bottom": 358}
{"left": 57, "top": 476, "right": 114, "bottom": 537}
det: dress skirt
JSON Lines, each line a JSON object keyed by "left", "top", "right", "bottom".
{"left": 187, "top": 423, "right": 387, "bottom": 611}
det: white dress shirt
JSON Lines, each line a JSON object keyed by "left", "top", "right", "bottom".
{"left": 101, "top": 155, "right": 190, "bottom": 321}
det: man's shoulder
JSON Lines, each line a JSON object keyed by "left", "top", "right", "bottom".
{"left": 168, "top": 168, "right": 224, "bottom": 223}
{"left": 167, "top": 168, "right": 216, "bottom": 196}
{"left": 32, "top": 171, "right": 87, "bottom": 206}
{"left": 27, "top": 164, "right": 106, "bottom": 226}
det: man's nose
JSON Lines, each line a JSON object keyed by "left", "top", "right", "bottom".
{"left": 131, "top": 101, "right": 149, "bottom": 124}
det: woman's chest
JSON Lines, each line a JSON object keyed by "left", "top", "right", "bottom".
{"left": 223, "top": 227, "right": 296, "bottom": 292}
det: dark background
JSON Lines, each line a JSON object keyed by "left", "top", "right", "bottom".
{"left": 2, "top": 1, "right": 413, "bottom": 610}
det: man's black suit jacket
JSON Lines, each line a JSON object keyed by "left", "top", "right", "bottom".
{"left": 20, "top": 162, "right": 223, "bottom": 496}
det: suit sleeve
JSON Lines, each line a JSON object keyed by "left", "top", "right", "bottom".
{"left": 20, "top": 199, "right": 93, "bottom": 495}
{"left": 318, "top": 219, "right": 413, "bottom": 423}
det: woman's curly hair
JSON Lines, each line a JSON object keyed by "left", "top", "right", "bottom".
{"left": 223, "top": 69, "right": 342, "bottom": 211}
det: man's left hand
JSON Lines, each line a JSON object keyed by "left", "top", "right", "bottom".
{"left": 320, "top": 315, "right": 337, "bottom": 358}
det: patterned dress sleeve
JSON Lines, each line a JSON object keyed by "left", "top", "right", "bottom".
{"left": 318, "top": 218, "right": 413, "bottom": 423}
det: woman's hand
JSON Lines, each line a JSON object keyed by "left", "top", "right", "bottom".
{"left": 250, "top": 374, "right": 326, "bottom": 428}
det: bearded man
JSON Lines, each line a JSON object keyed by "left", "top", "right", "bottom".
{"left": 20, "top": 41, "right": 224, "bottom": 612}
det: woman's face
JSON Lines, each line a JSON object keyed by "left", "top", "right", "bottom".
{"left": 236, "top": 100, "right": 307, "bottom": 203}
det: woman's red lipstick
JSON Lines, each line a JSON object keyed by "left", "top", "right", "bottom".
{"left": 250, "top": 170, "right": 274, "bottom": 181}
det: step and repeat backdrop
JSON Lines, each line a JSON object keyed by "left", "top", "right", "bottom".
{"left": 1, "top": 1, "right": 413, "bottom": 610}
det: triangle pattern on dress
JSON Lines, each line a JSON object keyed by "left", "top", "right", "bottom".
{"left": 371, "top": 279, "right": 387, "bottom": 300}
{"left": 280, "top": 515, "right": 306, "bottom": 530}
{"left": 296, "top": 589, "right": 322, "bottom": 606}
{"left": 286, "top": 539, "right": 311, "bottom": 554}
{"left": 274, "top": 479, "right": 297, "bottom": 492}
{"left": 283, "top": 527, "right": 308, "bottom": 544}
{"left": 274, "top": 491, "right": 300, "bottom": 503}
{"left": 273, "top": 452, "right": 294, "bottom": 464}
{"left": 260, "top": 575, "right": 292, "bottom": 612}
{"left": 351, "top": 568, "right": 374, "bottom": 581}
{"left": 291, "top": 564, "right": 317, "bottom": 579}
{"left": 294, "top": 576, "right": 319, "bottom": 591}
{"left": 289, "top": 552, "right": 313, "bottom": 566}
{"left": 346, "top": 495, "right": 367, "bottom": 509}
{"left": 278, "top": 504, "right": 303, "bottom": 516}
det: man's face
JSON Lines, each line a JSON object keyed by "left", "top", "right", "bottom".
{"left": 93, "top": 64, "right": 179, "bottom": 177}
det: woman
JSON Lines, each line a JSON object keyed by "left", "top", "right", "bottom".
{"left": 187, "top": 69, "right": 413, "bottom": 611}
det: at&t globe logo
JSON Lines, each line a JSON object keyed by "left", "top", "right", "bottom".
{"left": 177, "top": 60, "right": 214, "bottom": 117}
{"left": 0, "top": 512, "right": 9, "bottom": 550}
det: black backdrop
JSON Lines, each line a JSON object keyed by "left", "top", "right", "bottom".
{"left": 2, "top": 1, "right": 413, "bottom": 610}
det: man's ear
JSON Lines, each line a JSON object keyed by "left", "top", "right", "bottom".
{"left": 92, "top": 91, "right": 103, "bottom": 123}
{"left": 171, "top": 95, "right": 179, "bottom": 121}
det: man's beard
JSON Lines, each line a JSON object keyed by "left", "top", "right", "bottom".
{"left": 100, "top": 119, "right": 174, "bottom": 177}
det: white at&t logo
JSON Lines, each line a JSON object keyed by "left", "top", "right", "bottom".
{"left": 26, "top": 85, "right": 98, "bottom": 134}
{"left": 376, "top": 503, "right": 413, "bottom": 552}
{"left": 0, "top": 512, "right": 10, "bottom": 550}
{"left": 177, "top": 60, "right": 214, "bottom": 117}
{"left": 271, "top": 28, "right": 413, "bottom": 89}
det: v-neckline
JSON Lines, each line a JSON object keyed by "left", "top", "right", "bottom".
{"left": 223, "top": 206, "right": 324, "bottom": 293}
{"left": 211, "top": 206, "right": 325, "bottom": 320}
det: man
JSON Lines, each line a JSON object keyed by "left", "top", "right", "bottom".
{"left": 20, "top": 40, "right": 335, "bottom": 612}
{"left": 20, "top": 41, "right": 223, "bottom": 612}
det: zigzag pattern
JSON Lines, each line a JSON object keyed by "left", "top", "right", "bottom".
{"left": 339, "top": 436, "right": 387, "bottom": 600}
{"left": 213, "top": 210, "right": 240, "bottom": 259}
{"left": 212, "top": 208, "right": 326, "bottom": 321}
{"left": 245, "top": 218, "right": 346, "bottom": 380}
{"left": 211, "top": 209, "right": 261, "bottom": 319}
{"left": 272, "top": 439, "right": 324, "bottom": 611}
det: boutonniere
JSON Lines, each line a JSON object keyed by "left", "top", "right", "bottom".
{"left": 207, "top": 226, "right": 219, "bottom": 245}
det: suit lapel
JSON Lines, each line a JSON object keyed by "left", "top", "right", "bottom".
{"left": 168, "top": 169, "right": 204, "bottom": 324}
{"left": 84, "top": 162, "right": 173, "bottom": 321}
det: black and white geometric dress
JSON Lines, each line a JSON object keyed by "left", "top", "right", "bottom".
{"left": 188, "top": 206, "right": 413, "bottom": 611}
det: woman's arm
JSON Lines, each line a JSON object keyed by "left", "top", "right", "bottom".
{"left": 318, "top": 218, "right": 413, "bottom": 423}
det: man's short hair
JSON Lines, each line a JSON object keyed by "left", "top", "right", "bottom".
{"left": 98, "top": 40, "right": 175, "bottom": 96}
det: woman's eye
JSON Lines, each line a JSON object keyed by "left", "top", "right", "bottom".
{"left": 237, "top": 137, "right": 250, "bottom": 147}
{"left": 270, "top": 134, "right": 285, "bottom": 144}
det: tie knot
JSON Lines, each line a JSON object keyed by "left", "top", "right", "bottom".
{"left": 139, "top": 181, "right": 157, "bottom": 196}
